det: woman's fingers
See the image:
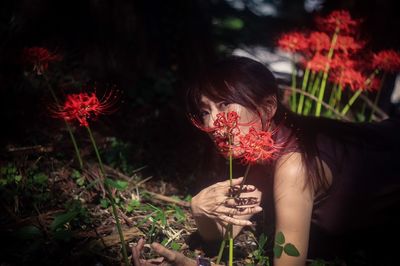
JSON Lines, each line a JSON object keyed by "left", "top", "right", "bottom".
{"left": 151, "top": 243, "right": 196, "bottom": 266}
{"left": 229, "top": 184, "right": 257, "bottom": 195}
{"left": 212, "top": 177, "right": 244, "bottom": 188}
{"left": 132, "top": 238, "right": 146, "bottom": 266}
{"left": 223, "top": 196, "right": 259, "bottom": 207}
{"left": 218, "top": 214, "right": 253, "bottom": 226}
{"left": 151, "top": 242, "right": 178, "bottom": 262}
{"left": 217, "top": 205, "right": 262, "bottom": 216}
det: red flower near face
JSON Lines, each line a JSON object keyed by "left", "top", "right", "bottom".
{"left": 277, "top": 32, "right": 309, "bottom": 53}
{"left": 238, "top": 127, "right": 279, "bottom": 164}
{"left": 329, "top": 68, "right": 367, "bottom": 91}
{"left": 308, "top": 31, "right": 331, "bottom": 52}
{"left": 372, "top": 50, "right": 400, "bottom": 72}
{"left": 303, "top": 53, "right": 330, "bottom": 72}
{"left": 22, "top": 47, "right": 62, "bottom": 75}
{"left": 211, "top": 111, "right": 241, "bottom": 153}
{"left": 315, "top": 10, "right": 360, "bottom": 34}
{"left": 54, "top": 91, "right": 117, "bottom": 127}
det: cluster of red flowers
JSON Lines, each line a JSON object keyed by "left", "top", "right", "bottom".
{"left": 276, "top": 10, "right": 400, "bottom": 92}
{"left": 238, "top": 127, "right": 279, "bottom": 164}
{"left": 193, "top": 111, "right": 280, "bottom": 164}
{"left": 53, "top": 91, "right": 118, "bottom": 127}
{"left": 315, "top": 10, "right": 361, "bottom": 34}
{"left": 372, "top": 50, "right": 400, "bottom": 73}
{"left": 22, "top": 47, "right": 62, "bottom": 75}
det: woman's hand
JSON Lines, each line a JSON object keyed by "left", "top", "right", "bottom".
{"left": 190, "top": 177, "right": 262, "bottom": 226}
{"left": 132, "top": 238, "right": 197, "bottom": 266}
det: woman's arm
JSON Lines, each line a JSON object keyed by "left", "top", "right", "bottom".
{"left": 273, "top": 152, "right": 314, "bottom": 266}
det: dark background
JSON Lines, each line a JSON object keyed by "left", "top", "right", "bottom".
{"left": 1, "top": 0, "right": 399, "bottom": 184}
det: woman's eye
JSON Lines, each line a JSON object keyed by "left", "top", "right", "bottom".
{"left": 200, "top": 110, "right": 209, "bottom": 117}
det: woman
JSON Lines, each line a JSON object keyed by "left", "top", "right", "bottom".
{"left": 133, "top": 56, "right": 400, "bottom": 265}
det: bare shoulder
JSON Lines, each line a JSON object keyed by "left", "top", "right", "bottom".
{"left": 274, "top": 152, "right": 311, "bottom": 196}
{"left": 274, "top": 152, "right": 332, "bottom": 199}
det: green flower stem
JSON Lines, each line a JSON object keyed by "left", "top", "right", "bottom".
{"left": 304, "top": 72, "right": 322, "bottom": 115}
{"left": 297, "top": 67, "right": 310, "bottom": 114}
{"left": 43, "top": 74, "right": 83, "bottom": 169}
{"left": 302, "top": 71, "right": 317, "bottom": 115}
{"left": 369, "top": 71, "right": 386, "bottom": 122}
{"left": 290, "top": 59, "right": 297, "bottom": 112}
{"left": 228, "top": 136, "right": 233, "bottom": 266}
{"left": 336, "top": 85, "right": 342, "bottom": 108}
{"left": 217, "top": 164, "right": 251, "bottom": 265}
{"left": 315, "top": 29, "right": 339, "bottom": 116}
{"left": 86, "top": 125, "right": 130, "bottom": 266}
{"left": 341, "top": 89, "right": 363, "bottom": 116}
{"left": 216, "top": 238, "right": 226, "bottom": 264}
{"left": 229, "top": 226, "right": 233, "bottom": 266}
{"left": 65, "top": 122, "right": 84, "bottom": 168}
{"left": 325, "top": 83, "right": 338, "bottom": 117}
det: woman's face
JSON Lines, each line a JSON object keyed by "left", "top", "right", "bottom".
{"left": 199, "top": 95, "right": 263, "bottom": 154}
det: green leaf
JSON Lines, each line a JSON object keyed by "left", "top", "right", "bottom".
{"left": 222, "top": 17, "right": 244, "bottom": 30}
{"left": 76, "top": 177, "right": 85, "bottom": 186}
{"left": 50, "top": 210, "right": 79, "bottom": 231}
{"left": 100, "top": 198, "right": 110, "bottom": 208}
{"left": 16, "top": 225, "right": 43, "bottom": 240}
{"left": 273, "top": 245, "right": 283, "bottom": 258}
{"left": 170, "top": 241, "right": 181, "bottom": 251}
{"left": 71, "top": 170, "right": 81, "bottom": 179}
{"left": 258, "top": 233, "right": 268, "bottom": 249}
{"left": 14, "top": 175, "right": 22, "bottom": 183}
{"left": 275, "top": 231, "right": 285, "bottom": 245}
{"left": 174, "top": 206, "right": 185, "bottom": 222}
{"left": 33, "top": 173, "right": 48, "bottom": 185}
{"left": 105, "top": 178, "right": 128, "bottom": 191}
{"left": 284, "top": 243, "right": 300, "bottom": 257}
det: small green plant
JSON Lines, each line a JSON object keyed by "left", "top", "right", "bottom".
{"left": 102, "top": 137, "right": 135, "bottom": 175}
{"left": 251, "top": 233, "right": 270, "bottom": 266}
{"left": 71, "top": 169, "right": 85, "bottom": 186}
{"left": 50, "top": 199, "right": 91, "bottom": 242}
{"left": 273, "top": 231, "right": 300, "bottom": 258}
{"left": 0, "top": 163, "right": 22, "bottom": 187}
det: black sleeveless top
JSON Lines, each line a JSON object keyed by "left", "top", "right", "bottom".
{"left": 307, "top": 118, "right": 400, "bottom": 262}
{"left": 249, "top": 117, "right": 400, "bottom": 263}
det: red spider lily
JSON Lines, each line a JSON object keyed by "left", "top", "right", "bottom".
{"left": 303, "top": 53, "right": 330, "bottom": 72}
{"left": 372, "top": 50, "right": 400, "bottom": 72}
{"left": 277, "top": 32, "right": 309, "bottom": 53}
{"left": 22, "top": 47, "right": 62, "bottom": 75}
{"left": 308, "top": 31, "right": 331, "bottom": 52}
{"left": 364, "top": 76, "right": 381, "bottom": 92}
{"left": 315, "top": 10, "right": 360, "bottom": 34}
{"left": 335, "top": 36, "right": 365, "bottom": 53}
{"left": 190, "top": 111, "right": 241, "bottom": 153}
{"left": 330, "top": 54, "right": 357, "bottom": 70}
{"left": 211, "top": 111, "right": 241, "bottom": 153}
{"left": 329, "top": 68, "right": 367, "bottom": 91}
{"left": 53, "top": 91, "right": 118, "bottom": 127}
{"left": 238, "top": 127, "right": 280, "bottom": 164}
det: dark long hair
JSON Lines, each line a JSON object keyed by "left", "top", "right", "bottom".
{"left": 186, "top": 55, "right": 332, "bottom": 193}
